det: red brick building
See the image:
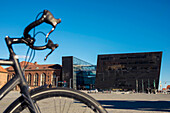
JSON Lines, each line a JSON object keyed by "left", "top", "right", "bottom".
{"left": 0, "top": 66, "right": 8, "bottom": 89}
{"left": 6, "top": 61, "right": 62, "bottom": 89}
{"left": 167, "top": 85, "right": 170, "bottom": 90}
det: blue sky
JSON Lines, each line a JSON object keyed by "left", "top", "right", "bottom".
{"left": 0, "top": 0, "right": 170, "bottom": 87}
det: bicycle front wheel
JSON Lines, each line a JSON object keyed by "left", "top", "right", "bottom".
{"left": 5, "top": 87, "right": 107, "bottom": 113}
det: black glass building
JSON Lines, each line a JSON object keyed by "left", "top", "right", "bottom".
{"left": 62, "top": 56, "right": 96, "bottom": 89}
{"left": 95, "top": 52, "right": 162, "bottom": 92}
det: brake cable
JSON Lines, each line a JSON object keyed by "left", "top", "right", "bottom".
{"left": 23, "top": 12, "right": 45, "bottom": 70}
{"left": 23, "top": 10, "right": 60, "bottom": 69}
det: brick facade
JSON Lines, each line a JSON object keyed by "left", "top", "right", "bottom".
{"left": 6, "top": 61, "right": 62, "bottom": 90}
{"left": 0, "top": 66, "right": 8, "bottom": 89}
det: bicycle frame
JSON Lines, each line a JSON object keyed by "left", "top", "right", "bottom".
{"left": 0, "top": 36, "right": 37, "bottom": 112}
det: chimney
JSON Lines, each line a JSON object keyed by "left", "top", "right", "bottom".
{"left": 34, "top": 62, "right": 37, "bottom": 65}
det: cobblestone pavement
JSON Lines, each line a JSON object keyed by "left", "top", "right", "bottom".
{"left": 0, "top": 91, "right": 170, "bottom": 113}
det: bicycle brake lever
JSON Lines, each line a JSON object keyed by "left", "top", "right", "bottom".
{"left": 44, "top": 49, "right": 54, "bottom": 61}
{"left": 44, "top": 39, "right": 59, "bottom": 61}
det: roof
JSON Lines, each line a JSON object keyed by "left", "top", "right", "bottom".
{"left": 167, "top": 85, "right": 170, "bottom": 89}
{"left": 0, "top": 66, "right": 7, "bottom": 73}
{"left": 98, "top": 51, "right": 162, "bottom": 56}
{"left": 6, "top": 61, "right": 61, "bottom": 71}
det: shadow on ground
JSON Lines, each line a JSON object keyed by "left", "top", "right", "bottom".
{"left": 98, "top": 100, "right": 170, "bottom": 112}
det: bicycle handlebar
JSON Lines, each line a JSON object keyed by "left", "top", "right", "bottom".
{"left": 22, "top": 10, "right": 61, "bottom": 60}
{"left": 23, "top": 10, "right": 61, "bottom": 38}
{"left": 29, "top": 39, "right": 59, "bottom": 60}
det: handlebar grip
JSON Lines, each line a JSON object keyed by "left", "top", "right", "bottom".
{"left": 23, "top": 17, "right": 44, "bottom": 38}
{"left": 23, "top": 10, "right": 61, "bottom": 38}
{"left": 29, "top": 39, "right": 58, "bottom": 50}
{"left": 28, "top": 39, "right": 59, "bottom": 61}
{"left": 43, "top": 10, "right": 61, "bottom": 27}
{"left": 29, "top": 45, "right": 47, "bottom": 50}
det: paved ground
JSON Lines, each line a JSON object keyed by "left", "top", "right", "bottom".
{"left": 89, "top": 93, "right": 170, "bottom": 113}
{"left": 0, "top": 91, "right": 170, "bottom": 113}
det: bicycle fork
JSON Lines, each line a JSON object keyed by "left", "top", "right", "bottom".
{"left": 1, "top": 36, "right": 40, "bottom": 113}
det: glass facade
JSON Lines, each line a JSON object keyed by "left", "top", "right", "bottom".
{"left": 62, "top": 56, "right": 96, "bottom": 89}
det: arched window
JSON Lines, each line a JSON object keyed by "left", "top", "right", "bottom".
{"left": 34, "top": 73, "right": 39, "bottom": 86}
{"left": 12, "top": 74, "right": 15, "bottom": 78}
{"left": 41, "top": 73, "right": 46, "bottom": 86}
{"left": 7, "top": 74, "right": 10, "bottom": 81}
{"left": 27, "top": 73, "right": 32, "bottom": 86}
{"left": 52, "top": 73, "right": 57, "bottom": 86}
{"left": 8, "top": 74, "right": 15, "bottom": 81}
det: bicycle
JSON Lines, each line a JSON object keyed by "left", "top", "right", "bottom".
{"left": 0, "top": 10, "right": 107, "bottom": 113}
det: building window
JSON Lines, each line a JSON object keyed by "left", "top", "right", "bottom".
{"left": 27, "top": 73, "right": 32, "bottom": 86}
{"left": 52, "top": 73, "right": 57, "bottom": 86}
{"left": 12, "top": 74, "right": 15, "bottom": 78}
{"left": 34, "top": 73, "right": 39, "bottom": 86}
{"left": 41, "top": 73, "right": 46, "bottom": 86}
{"left": 7, "top": 75, "right": 10, "bottom": 81}
{"left": 7, "top": 74, "right": 14, "bottom": 81}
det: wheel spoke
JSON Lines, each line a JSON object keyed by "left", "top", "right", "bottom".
{"left": 35, "top": 102, "right": 41, "bottom": 113}
{"left": 60, "top": 96, "right": 61, "bottom": 113}
{"left": 61, "top": 98, "right": 66, "bottom": 113}
{"left": 66, "top": 98, "right": 72, "bottom": 113}
{"left": 6, "top": 88, "right": 106, "bottom": 113}
{"left": 53, "top": 97, "right": 57, "bottom": 113}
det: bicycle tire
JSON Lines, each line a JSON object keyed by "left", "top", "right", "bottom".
{"left": 4, "top": 87, "right": 107, "bottom": 113}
